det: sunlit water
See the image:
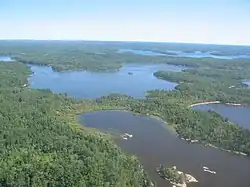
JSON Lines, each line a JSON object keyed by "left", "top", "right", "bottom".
{"left": 28, "top": 63, "right": 185, "bottom": 99}
{"left": 2, "top": 55, "right": 250, "bottom": 187}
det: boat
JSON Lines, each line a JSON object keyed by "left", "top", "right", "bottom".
{"left": 124, "top": 133, "right": 133, "bottom": 138}
{"left": 120, "top": 135, "right": 128, "bottom": 140}
{"left": 204, "top": 169, "right": 216, "bottom": 174}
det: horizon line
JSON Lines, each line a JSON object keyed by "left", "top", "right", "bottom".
{"left": 0, "top": 39, "right": 249, "bottom": 47}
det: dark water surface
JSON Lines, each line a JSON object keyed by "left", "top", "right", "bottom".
{"left": 28, "top": 63, "right": 184, "bottom": 99}
{"left": 118, "top": 49, "right": 250, "bottom": 59}
{"left": 81, "top": 111, "right": 250, "bottom": 187}
{"left": 193, "top": 104, "right": 250, "bottom": 129}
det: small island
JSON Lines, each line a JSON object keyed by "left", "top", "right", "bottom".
{"left": 156, "top": 165, "right": 198, "bottom": 187}
{"left": 128, "top": 72, "right": 134, "bottom": 75}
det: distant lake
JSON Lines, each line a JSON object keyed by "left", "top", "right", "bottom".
{"left": 81, "top": 110, "right": 250, "bottom": 187}
{"left": 193, "top": 104, "right": 250, "bottom": 129}
{"left": 118, "top": 49, "right": 250, "bottom": 59}
{"left": 28, "top": 63, "right": 185, "bottom": 99}
{"left": 0, "top": 56, "right": 13, "bottom": 62}
{"left": 118, "top": 49, "right": 166, "bottom": 56}
{"left": 243, "top": 81, "right": 250, "bottom": 86}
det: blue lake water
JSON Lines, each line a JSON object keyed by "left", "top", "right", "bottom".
{"left": 243, "top": 81, "right": 250, "bottom": 86}
{"left": 118, "top": 49, "right": 250, "bottom": 59}
{"left": 0, "top": 56, "right": 13, "bottom": 62}
{"left": 193, "top": 104, "right": 250, "bottom": 129}
{"left": 118, "top": 49, "right": 166, "bottom": 56}
{"left": 28, "top": 64, "right": 185, "bottom": 99}
{"left": 1, "top": 54, "right": 250, "bottom": 187}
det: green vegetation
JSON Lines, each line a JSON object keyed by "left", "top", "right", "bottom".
{"left": 1, "top": 40, "right": 250, "bottom": 186}
{"left": 157, "top": 165, "right": 185, "bottom": 184}
{"left": 0, "top": 62, "right": 152, "bottom": 187}
{"left": 154, "top": 59, "right": 250, "bottom": 104}
{"left": 1, "top": 40, "right": 249, "bottom": 72}
{"left": 93, "top": 93, "right": 250, "bottom": 155}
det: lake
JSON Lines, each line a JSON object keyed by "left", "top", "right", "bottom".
{"left": 80, "top": 110, "right": 250, "bottom": 187}
{"left": 118, "top": 49, "right": 250, "bottom": 59}
{"left": 118, "top": 49, "right": 166, "bottom": 56}
{"left": 243, "top": 81, "right": 250, "bottom": 86}
{"left": 2, "top": 54, "right": 250, "bottom": 187}
{"left": 0, "top": 56, "right": 13, "bottom": 62}
{"left": 28, "top": 63, "right": 184, "bottom": 99}
{"left": 193, "top": 104, "right": 250, "bottom": 129}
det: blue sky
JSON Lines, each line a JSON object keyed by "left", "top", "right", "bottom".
{"left": 1, "top": 0, "right": 250, "bottom": 45}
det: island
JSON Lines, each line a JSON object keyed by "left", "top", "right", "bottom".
{"left": 1, "top": 40, "right": 250, "bottom": 187}
{"left": 156, "top": 165, "right": 198, "bottom": 187}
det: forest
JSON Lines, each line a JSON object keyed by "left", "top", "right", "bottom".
{"left": 1, "top": 40, "right": 250, "bottom": 186}
{"left": 0, "top": 62, "right": 152, "bottom": 187}
{"left": 1, "top": 40, "right": 250, "bottom": 72}
{"left": 94, "top": 92, "right": 250, "bottom": 155}
{"left": 156, "top": 165, "right": 185, "bottom": 184}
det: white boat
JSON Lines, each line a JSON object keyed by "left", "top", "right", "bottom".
{"left": 203, "top": 166, "right": 209, "bottom": 170}
{"left": 120, "top": 135, "right": 128, "bottom": 140}
{"left": 124, "top": 133, "right": 133, "bottom": 138}
{"left": 204, "top": 169, "right": 216, "bottom": 174}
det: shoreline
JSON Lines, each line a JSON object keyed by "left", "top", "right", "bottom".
{"left": 80, "top": 109, "right": 248, "bottom": 157}
{"left": 189, "top": 101, "right": 220, "bottom": 107}
{"left": 180, "top": 137, "right": 247, "bottom": 156}
{"left": 189, "top": 101, "right": 244, "bottom": 108}
{"left": 156, "top": 166, "right": 198, "bottom": 187}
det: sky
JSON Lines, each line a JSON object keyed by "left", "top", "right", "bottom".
{"left": 1, "top": 0, "right": 250, "bottom": 45}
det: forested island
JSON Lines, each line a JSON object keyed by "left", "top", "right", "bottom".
{"left": 1, "top": 40, "right": 250, "bottom": 186}
{"left": 156, "top": 165, "right": 198, "bottom": 187}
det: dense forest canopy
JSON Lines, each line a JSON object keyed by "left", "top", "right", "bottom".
{"left": 1, "top": 40, "right": 250, "bottom": 186}
{"left": 0, "top": 61, "right": 152, "bottom": 187}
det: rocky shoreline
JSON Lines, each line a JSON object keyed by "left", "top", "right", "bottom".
{"left": 180, "top": 137, "right": 247, "bottom": 156}
{"left": 156, "top": 165, "right": 198, "bottom": 187}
